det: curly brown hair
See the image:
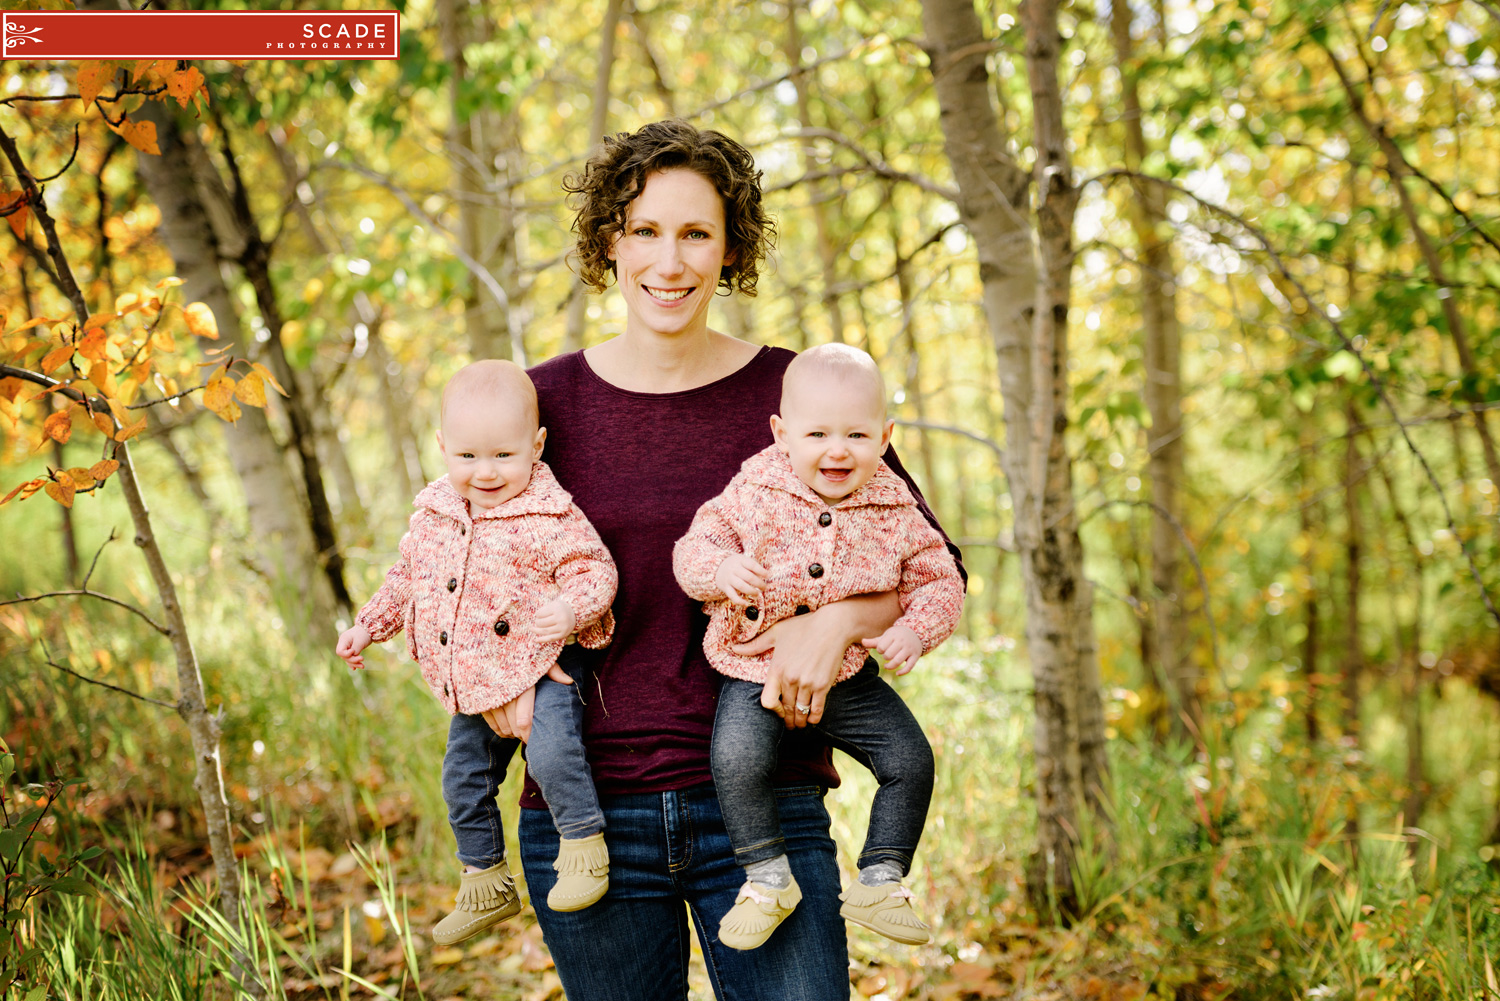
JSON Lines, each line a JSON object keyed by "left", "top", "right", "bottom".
{"left": 564, "top": 120, "right": 775, "bottom": 296}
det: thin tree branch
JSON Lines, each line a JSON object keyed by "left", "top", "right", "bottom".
{"left": 895, "top": 418, "right": 1004, "bottom": 458}
{"left": 42, "top": 653, "right": 176, "bottom": 710}
{"left": 4, "top": 588, "right": 169, "bottom": 635}
{"left": 79, "top": 527, "right": 116, "bottom": 590}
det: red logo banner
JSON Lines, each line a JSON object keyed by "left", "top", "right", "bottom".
{"left": 1, "top": 10, "right": 401, "bottom": 61}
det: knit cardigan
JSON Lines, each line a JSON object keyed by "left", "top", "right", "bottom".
{"left": 356, "top": 463, "right": 616, "bottom": 715}
{"left": 673, "top": 445, "right": 963, "bottom": 685}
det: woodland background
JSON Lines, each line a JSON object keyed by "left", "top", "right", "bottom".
{"left": 2, "top": 0, "right": 1499, "bottom": 998}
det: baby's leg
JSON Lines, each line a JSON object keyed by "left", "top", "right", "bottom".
{"left": 527, "top": 666, "right": 604, "bottom": 839}
{"left": 815, "top": 661, "right": 934, "bottom": 877}
{"left": 443, "top": 712, "right": 521, "bottom": 869}
{"left": 815, "top": 661, "right": 934, "bottom": 945}
{"left": 710, "top": 679, "right": 790, "bottom": 870}
{"left": 527, "top": 661, "right": 609, "bottom": 912}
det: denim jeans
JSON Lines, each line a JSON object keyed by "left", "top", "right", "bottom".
{"left": 711, "top": 661, "right": 933, "bottom": 875}
{"left": 443, "top": 664, "right": 604, "bottom": 868}
{"left": 519, "top": 784, "right": 850, "bottom": 1001}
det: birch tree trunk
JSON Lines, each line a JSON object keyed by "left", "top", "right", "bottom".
{"left": 1108, "top": 0, "right": 1196, "bottom": 734}
{"left": 132, "top": 102, "right": 334, "bottom": 640}
{"left": 922, "top": 0, "right": 1108, "bottom": 917}
{"left": 564, "top": 0, "right": 625, "bottom": 352}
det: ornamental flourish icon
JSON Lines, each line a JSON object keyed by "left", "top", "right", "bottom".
{"left": 5, "top": 21, "right": 46, "bottom": 51}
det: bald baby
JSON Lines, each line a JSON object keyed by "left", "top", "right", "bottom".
{"left": 442, "top": 359, "right": 540, "bottom": 434}
{"left": 779, "top": 342, "right": 886, "bottom": 419}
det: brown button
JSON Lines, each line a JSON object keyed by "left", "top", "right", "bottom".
{"left": 460, "top": 526, "right": 466, "bottom": 535}
{"left": 808, "top": 563, "right": 824, "bottom": 578}
{"left": 494, "top": 620, "right": 509, "bottom": 636}
{"left": 745, "top": 606, "right": 759, "bottom": 621}
{"left": 439, "top": 631, "right": 448, "bottom": 645}
{"left": 795, "top": 605, "right": 810, "bottom": 615}
{"left": 818, "top": 512, "right": 832, "bottom": 527}
{"left": 447, "top": 578, "right": 458, "bottom": 592}
{"left": 443, "top": 683, "right": 449, "bottom": 697}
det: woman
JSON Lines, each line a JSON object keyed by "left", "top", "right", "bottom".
{"left": 484, "top": 119, "right": 961, "bottom": 1001}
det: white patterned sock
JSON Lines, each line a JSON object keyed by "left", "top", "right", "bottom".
{"left": 745, "top": 855, "right": 792, "bottom": 890}
{"left": 858, "top": 862, "right": 904, "bottom": 886}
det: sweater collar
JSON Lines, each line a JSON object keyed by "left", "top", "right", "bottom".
{"left": 415, "top": 462, "right": 575, "bottom": 522}
{"left": 738, "top": 444, "right": 915, "bottom": 510}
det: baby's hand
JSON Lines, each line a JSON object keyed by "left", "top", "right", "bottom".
{"left": 336, "top": 623, "right": 373, "bottom": 671}
{"left": 531, "top": 598, "right": 576, "bottom": 642}
{"left": 861, "top": 624, "right": 923, "bottom": 676}
{"left": 715, "top": 554, "right": 769, "bottom": 606}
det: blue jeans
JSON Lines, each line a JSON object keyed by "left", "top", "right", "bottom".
{"left": 443, "top": 667, "right": 604, "bottom": 868}
{"left": 712, "top": 662, "right": 933, "bottom": 875}
{"left": 519, "top": 784, "right": 850, "bottom": 1001}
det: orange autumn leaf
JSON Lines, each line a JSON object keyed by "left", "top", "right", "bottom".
{"left": 45, "top": 472, "right": 76, "bottom": 509}
{"left": 1, "top": 477, "right": 46, "bottom": 506}
{"left": 1, "top": 190, "right": 29, "bottom": 241}
{"left": 114, "top": 416, "right": 148, "bottom": 442}
{"left": 167, "top": 67, "right": 205, "bottom": 109}
{"left": 77, "top": 326, "right": 108, "bottom": 363}
{"left": 109, "top": 117, "right": 160, "bottom": 156}
{"left": 91, "top": 411, "right": 115, "bottom": 437}
{"left": 40, "top": 343, "right": 73, "bottom": 375}
{"left": 233, "top": 371, "right": 266, "bottom": 407}
{"left": 0, "top": 378, "right": 23, "bottom": 403}
{"left": 89, "top": 459, "right": 120, "bottom": 482}
{"left": 65, "top": 466, "right": 97, "bottom": 491}
{"left": 202, "top": 375, "right": 236, "bottom": 412}
{"left": 250, "top": 361, "right": 287, "bottom": 396}
{"left": 77, "top": 60, "right": 117, "bottom": 107}
{"left": 82, "top": 311, "right": 117, "bottom": 331}
{"left": 184, "top": 302, "right": 219, "bottom": 339}
{"left": 42, "top": 409, "right": 73, "bottom": 444}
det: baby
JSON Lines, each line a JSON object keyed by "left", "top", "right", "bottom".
{"left": 673, "top": 343, "right": 964, "bottom": 951}
{"left": 337, "top": 360, "right": 617, "bottom": 947}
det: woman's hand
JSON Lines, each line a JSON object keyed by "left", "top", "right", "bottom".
{"left": 730, "top": 591, "right": 901, "bottom": 729}
{"left": 479, "top": 662, "right": 574, "bottom": 742}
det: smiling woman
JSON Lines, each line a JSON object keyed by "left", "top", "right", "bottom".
{"left": 478, "top": 120, "right": 963, "bottom": 1001}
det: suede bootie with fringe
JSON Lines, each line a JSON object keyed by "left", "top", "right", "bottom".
{"left": 547, "top": 832, "right": 610, "bottom": 913}
{"left": 838, "top": 880, "right": 931, "bottom": 945}
{"left": 717, "top": 874, "right": 802, "bottom": 951}
{"left": 432, "top": 860, "right": 522, "bottom": 947}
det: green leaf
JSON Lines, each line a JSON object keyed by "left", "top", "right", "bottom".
{"left": 31, "top": 874, "right": 93, "bottom": 896}
{"left": 0, "top": 828, "right": 22, "bottom": 862}
{"left": 26, "top": 985, "right": 46, "bottom": 1001}
{"left": 77, "top": 845, "right": 105, "bottom": 861}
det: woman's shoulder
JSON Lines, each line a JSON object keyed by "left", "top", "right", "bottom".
{"left": 527, "top": 350, "right": 585, "bottom": 391}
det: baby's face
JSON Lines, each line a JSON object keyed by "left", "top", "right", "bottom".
{"left": 437, "top": 398, "right": 544, "bottom": 512}
{"left": 772, "top": 379, "right": 893, "bottom": 505}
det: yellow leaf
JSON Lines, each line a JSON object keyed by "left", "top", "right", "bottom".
{"left": 234, "top": 371, "right": 266, "bottom": 407}
{"left": 203, "top": 375, "right": 235, "bottom": 412}
{"left": 130, "top": 59, "right": 153, "bottom": 83}
{"left": 109, "top": 117, "right": 160, "bottom": 156}
{"left": 91, "top": 411, "right": 115, "bottom": 437}
{"left": 363, "top": 914, "right": 386, "bottom": 946}
{"left": 82, "top": 311, "right": 116, "bottom": 332}
{"left": 155, "top": 276, "right": 184, "bottom": 290}
{"left": 250, "top": 361, "right": 288, "bottom": 396}
{"left": 1, "top": 478, "right": 44, "bottom": 506}
{"left": 114, "top": 291, "right": 140, "bottom": 313}
{"left": 45, "top": 473, "right": 75, "bottom": 508}
{"left": 166, "top": 67, "right": 205, "bottom": 109}
{"left": 66, "top": 466, "right": 97, "bottom": 491}
{"left": 40, "top": 344, "right": 73, "bottom": 375}
{"left": 89, "top": 459, "right": 120, "bottom": 482}
{"left": 152, "top": 328, "right": 178, "bottom": 353}
{"left": 43, "top": 409, "right": 72, "bottom": 444}
{"left": 115, "top": 417, "right": 148, "bottom": 442}
{"left": 184, "top": 302, "right": 219, "bottom": 339}
{"left": 431, "top": 948, "right": 465, "bottom": 966}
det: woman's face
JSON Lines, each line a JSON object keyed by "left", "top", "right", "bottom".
{"left": 607, "top": 168, "right": 734, "bottom": 339}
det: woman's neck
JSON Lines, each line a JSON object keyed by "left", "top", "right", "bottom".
{"left": 587, "top": 327, "right": 755, "bottom": 393}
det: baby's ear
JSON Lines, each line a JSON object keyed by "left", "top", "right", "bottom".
{"left": 533, "top": 426, "right": 548, "bottom": 459}
{"left": 879, "top": 418, "right": 895, "bottom": 454}
{"left": 769, "top": 414, "right": 790, "bottom": 452}
{"left": 435, "top": 428, "right": 445, "bottom": 451}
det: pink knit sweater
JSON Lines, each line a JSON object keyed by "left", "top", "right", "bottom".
{"left": 673, "top": 445, "right": 963, "bottom": 685}
{"left": 356, "top": 463, "right": 616, "bottom": 715}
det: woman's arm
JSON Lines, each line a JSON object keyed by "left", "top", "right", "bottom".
{"left": 730, "top": 590, "right": 902, "bottom": 729}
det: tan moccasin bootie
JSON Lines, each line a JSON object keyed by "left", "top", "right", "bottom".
{"left": 432, "top": 860, "right": 522, "bottom": 947}
{"left": 548, "top": 832, "right": 609, "bottom": 913}
{"left": 839, "top": 880, "right": 931, "bottom": 945}
{"left": 717, "top": 875, "right": 802, "bottom": 951}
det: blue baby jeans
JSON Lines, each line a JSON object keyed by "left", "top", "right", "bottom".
{"left": 441, "top": 661, "right": 603, "bottom": 868}
{"left": 711, "top": 659, "right": 934, "bottom": 876}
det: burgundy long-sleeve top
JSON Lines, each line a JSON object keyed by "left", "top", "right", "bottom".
{"left": 522, "top": 346, "right": 961, "bottom": 807}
